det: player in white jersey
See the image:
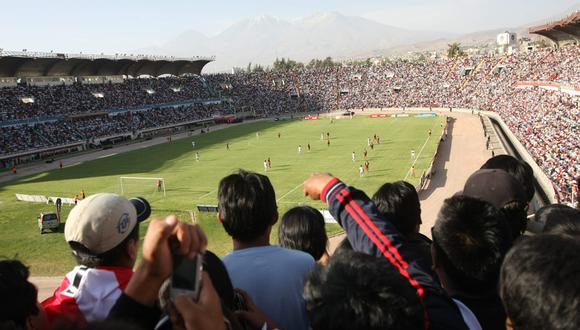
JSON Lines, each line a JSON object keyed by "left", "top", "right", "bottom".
{"left": 411, "top": 149, "right": 416, "bottom": 159}
{"left": 359, "top": 165, "right": 364, "bottom": 177}
{"left": 195, "top": 152, "right": 200, "bottom": 161}
{"left": 298, "top": 145, "right": 302, "bottom": 154}
{"left": 263, "top": 160, "right": 268, "bottom": 172}
{"left": 191, "top": 141, "right": 196, "bottom": 148}
{"left": 352, "top": 151, "right": 356, "bottom": 162}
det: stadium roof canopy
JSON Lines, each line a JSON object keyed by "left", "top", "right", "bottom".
{"left": 0, "top": 50, "right": 215, "bottom": 78}
{"left": 529, "top": 11, "right": 580, "bottom": 46}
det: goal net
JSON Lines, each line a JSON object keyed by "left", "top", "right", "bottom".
{"left": 119, "top": 177, "right": 166, "bottom": 198}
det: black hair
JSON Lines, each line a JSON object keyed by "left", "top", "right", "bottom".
{"left": 481, "top": 155, "right": 535, "bottom": 203}
{"left": 432, "top": 196, "right": 512, "bottom": 294}
{"left": 0, "top": 260, "right": 39, "bottom": 329}
{"left": 535, "top": 204, "right": 580, "bottom": 235}
{"left": 278, "top": 206, "right": 328, "bottom": 261}
{"left": 304, "top": 250, "right": 424, "bottom": 330}
{"left": 218, "top": 170, "right": 277, "bottom": 242}
{"left": 202, "top": 251, "right": 235, "bottom": 310}
{"left": 501, "top": 200, "right": 529, "bottom": 238}
{"left": 372, "top": 181, "right": 421, "bottom": 236}
{"left": 500, "top": 234, "right": 580, "bottom": 330}
{"left": 69, "top": 223, "right": 140, "bottom": 268}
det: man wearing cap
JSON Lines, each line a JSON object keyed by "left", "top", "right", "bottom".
{"left": 462, "top": 168, "right": 528, "bottom": 239}
{"left": 42, "top": 193, "right": 150, "bottom": 326}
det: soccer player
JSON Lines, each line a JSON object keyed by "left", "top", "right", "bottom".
{"left": 327, "top": 139, "right": 331, "bottom": 147}
{"left": 352, "top": 151, "right": 356, "bottom": 162}
{"left": 226, "top": 143, "right": 230, "bottom": 150}
{"left": 307, "top": 143, "right": 311, "bottom": 152}
{"left": 59, "top": 161, "right": 63, "bottom": 169}
{"left": 321, "top": 133, "right": 324, "bottom": 140}
{"left": 364, "top": 161, "right": 369, "bottom": 173}
{"left": 278, "top": 132, "right": 281, "bottom": 138}
{"left": 191, "top": 141, "right": 196, "bottom": 148}
{"left": 410, "top": 165, "right": 416, "bottom": 177}
{"left": 370, "top": 143, "right": 374, "bottom": 151}
{"left": 367, "top": 137, "right": 371, "bottom": 146}
{"left": 411, "top": 149, "right": 416, "bottom": 159}
{"left": 298, "top": 145, "right": 302, "bottom": 154}
{"left": 428, "top": 129, "right": 432, "bottom": 137}
{"left": 268, "top": 157, "right": 272, "bottom": 168}
{"left": 156, "top": 180, "right": 162, "bottom": 192}
{"left": 195, "top": 152, "right": 200, "bottom": 161}
{"left": 363, "top": 149, "right": 368, "bottom": 160}
{"left": 359, "top": 165, "right": 364, "bottom": 177}
{"left": 263, "top": 160, "right": 268, "bottom": 172}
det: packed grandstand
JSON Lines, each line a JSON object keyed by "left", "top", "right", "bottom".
{"left": 1, "top": 45, "right": 578, "bottom": 204}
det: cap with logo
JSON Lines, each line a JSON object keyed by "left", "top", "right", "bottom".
{"left": 64, "top": 193, "right": 150, "bottom": 255}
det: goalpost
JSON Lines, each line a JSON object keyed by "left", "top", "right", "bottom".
{"left": 119, "top": 176, "right": 166, "bottom": 197}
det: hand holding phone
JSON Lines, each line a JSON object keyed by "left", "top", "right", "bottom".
{"left": 170, "top": 254, "right": 203, "bottom": 302}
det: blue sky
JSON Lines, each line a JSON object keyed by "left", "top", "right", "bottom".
{"left": 1, "top": 0, "right": 577, "bottom": 54}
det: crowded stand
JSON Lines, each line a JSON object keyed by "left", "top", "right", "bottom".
{"left": 0, "top": 76, "right": 212, "bottom": 121}
{"left": 0, "top": 103, "right": 219, "bottom": 155}
{"left": 1, "top": 46, "right": 578, "bottom": 203}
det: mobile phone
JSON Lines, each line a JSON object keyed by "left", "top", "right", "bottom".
{"left": 170, "top": 254, "right": 203, "bottom": 302}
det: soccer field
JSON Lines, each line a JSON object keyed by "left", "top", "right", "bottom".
{"left": 0, "top": 115, "right": 444, "bottom": 275}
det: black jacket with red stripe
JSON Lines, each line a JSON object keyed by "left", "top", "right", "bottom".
{"left": 322, "top": 178, "right": 469, "bottom": 330}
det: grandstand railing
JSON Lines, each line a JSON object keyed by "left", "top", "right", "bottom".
{"left": 0, "top": 49, "right": 216, "bottom": 63}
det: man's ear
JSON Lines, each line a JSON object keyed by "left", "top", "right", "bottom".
{"left": 505, "top": 317, "right": 514, "bottom": 330}
{"left": 217, "top": 211, "right": 223, "bottom": 224}
{"left": 127, "top": 238, "right": 138, "bottom": 261}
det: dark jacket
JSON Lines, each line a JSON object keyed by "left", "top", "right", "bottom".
{"left": 321, "top": 178, "right": 468, "bottom": 330}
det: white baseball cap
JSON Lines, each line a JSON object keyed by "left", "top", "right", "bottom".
{"left": 65, "top": 193, "right": 149, "bottom": 254}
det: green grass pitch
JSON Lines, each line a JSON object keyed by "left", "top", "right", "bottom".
{"left": 0, "top": 115, "right": 444, "bottom": 275}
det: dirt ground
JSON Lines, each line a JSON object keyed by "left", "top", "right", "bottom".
{"left": 30, "top": 112, "right": 491, "bottom": 300}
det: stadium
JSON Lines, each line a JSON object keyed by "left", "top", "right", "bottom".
{"left": 0, "top": 4, "right": 579, "bottom": 330}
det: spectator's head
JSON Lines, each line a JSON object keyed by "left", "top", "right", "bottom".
{"left": 500, "top": 234, "right": 580, "bottom": 330}
{"left": 65, "top": 194, "right": 150, "bottom": 268}
{"left": 372, "top": 181, "right": 421, "bottom": 236}
{"left": 480, "top": 155, "right": 535, "bottom": 203}
{"left": 304, "top": 250, "right": 424, "bottom": 330}
{"left": 432, "top": 195, "right": 512, "bottom": 295}
{"left": 218, "top": 170, "right": 277, "bottom": 243}
{"left": 278, "top": 206, "right": 328, "bottom": 261}
{"left": 463, "top": 169, "right": 527, "bottom": 238}
{"left": 535, "top": 204, "right": 580, "bottom": 235}
{"left": 0, "top": 260, "right": 48, "bottom": 330}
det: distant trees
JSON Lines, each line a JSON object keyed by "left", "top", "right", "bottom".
{"left": 306, "top": 56, "right": 340, "bottom": 69}
{"left": 447, "top": 42, "right": 466, "bottom": 58}
{"left": 272, "top": 58, "right": 304, "bottom": 71}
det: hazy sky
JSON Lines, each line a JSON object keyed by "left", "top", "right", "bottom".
{"left": 1, "top": 0, "right": 577, "bottom": 55}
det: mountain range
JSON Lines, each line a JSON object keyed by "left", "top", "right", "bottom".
{"left": 137, "top": 5, "right": 580, "bottom": 73}
{"left": 138, "top": 12, "right": 452, "bottom": 72}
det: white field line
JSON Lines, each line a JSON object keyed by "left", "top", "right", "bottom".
{"left": 196, "top": 188, "right": 218, "bottom": 201}
{"left": 277, "top": 182, "right": 304, "bottom": 202}
{"left": 404, "top": 121, "right": 440, "bottom": 181}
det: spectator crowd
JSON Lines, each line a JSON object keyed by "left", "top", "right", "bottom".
{"left": 1, "top": 46, "right": 578, "bottom": 203}
{"left": 2, "top": 154, "right": 580, "bottom": 330}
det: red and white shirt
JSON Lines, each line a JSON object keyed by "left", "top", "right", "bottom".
{"left": 42, "top": 266, "right": 132, "bottom": 326}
